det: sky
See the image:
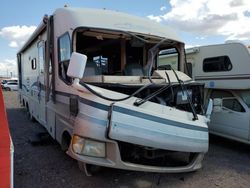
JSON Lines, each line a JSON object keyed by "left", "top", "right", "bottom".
{"left": 0, "top": 0, "right": 250, "bottom": 77}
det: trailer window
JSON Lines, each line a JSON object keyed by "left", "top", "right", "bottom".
{"left": 31, "top": 58, "right": 37, "bottom": 70}
{"left": 203, "top": 56, "right": 232, "bottom": 72}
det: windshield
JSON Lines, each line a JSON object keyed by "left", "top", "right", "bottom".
{"left": 74, "top": 28, "right": 181, "bottom": 78}
{"left": 239, "top": 90, "right": 250, "bottom": 108}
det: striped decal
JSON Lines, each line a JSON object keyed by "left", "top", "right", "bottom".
{"left": 113, "top": 105, "right": 207, "bottom": 132}
{"left": 55, "top": 90, "right": 207, "bottom": 132}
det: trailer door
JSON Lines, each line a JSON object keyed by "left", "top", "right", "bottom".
{"left": 210, "top": 90, "right": 249, "bottom": 141}
{"left": 37, "top": 41, "right": 47, "bottom": 126}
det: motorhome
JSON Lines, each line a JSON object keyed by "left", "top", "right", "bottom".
{"left": 160, "top": 42, "right": 250, "bottom": 144}
{"left": 18, "top": 7, "right": 210, "bottom": 175}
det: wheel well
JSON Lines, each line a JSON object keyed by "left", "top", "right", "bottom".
{"left": 61, "top": 131, "right": 72, "bottom": 151}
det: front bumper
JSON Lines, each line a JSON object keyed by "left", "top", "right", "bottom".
{"left": 67, "top": 139, "right": 205, "bottom": 173}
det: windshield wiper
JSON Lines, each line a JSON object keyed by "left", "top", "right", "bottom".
{"left": 133, "top": 71, "right": 175, "bottom": 107}
{"left": 171, "top": 69, "right": 198, "bottom": 121}
{"left": 134, "top": 84, "right": 171, "bottom": 106}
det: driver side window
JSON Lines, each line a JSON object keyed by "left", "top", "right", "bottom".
{"left": 211, "top": 90, "right": 245, "bottom": 112}
{"left": 58, "top": 33, "right": 72, "bottom": 84}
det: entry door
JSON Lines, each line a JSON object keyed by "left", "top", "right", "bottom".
{"left": 210, "top": 90, "right": 249, "bottom": 141}
{"left": 37, "top": 41, "right": 47, "bottom": 126}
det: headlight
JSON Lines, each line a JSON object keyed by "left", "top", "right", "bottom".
{"left": 72, "top": 135, "right": 106, "bottom": 157}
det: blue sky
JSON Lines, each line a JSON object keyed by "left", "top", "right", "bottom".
{"left": 0, "top": 0, "right": 250, "bottom": 76}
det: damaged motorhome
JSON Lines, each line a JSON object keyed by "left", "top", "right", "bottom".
{"left": 18, "top": 7, "right": 210, "bottom": 174}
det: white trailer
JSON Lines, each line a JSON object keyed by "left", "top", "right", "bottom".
{"left": 160, "top": 42, "right": 250, "bottom": 144}
{"left": 18, "top": 7, "right": 210, "bottom": 174}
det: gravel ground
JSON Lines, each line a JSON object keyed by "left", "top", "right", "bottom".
{"left": 4, "top": 91, "right": 250, "bottom": 188}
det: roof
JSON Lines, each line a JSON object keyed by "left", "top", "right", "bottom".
{"left": 53, "top": 7, "right": 181, "bottom": 42}
{"left": 186, "top": 42, "right": 250, "bottom": 54}
{"left": 18, "top": 7, "right": 182, "bottom": 54}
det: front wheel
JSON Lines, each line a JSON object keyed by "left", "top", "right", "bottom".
{"left": 5, "top": 87, "right": 11, "bottom": 91}
{"left": 26, "top": 104, "right": 35, "bottom": 122}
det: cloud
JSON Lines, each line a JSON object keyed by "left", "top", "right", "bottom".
{"left": 195, "top": 36, "right": 206, "bottom": 40}
{"left": 148, "top": 0, "right": 250, "bottom": 41}
{"left": 147, "top": 15, "right": 162, "bottom": 22}
{"left": 0, "top": 25, "right": 37, "bottom": 48}
{"left": 9, "top": 41, "right": 18, "bottom": 48}
{"left": 160, "top": 6, "right": 166, "bottom": 11}
{"left": 0, "top": 59, "right": 17, "bottom": 77}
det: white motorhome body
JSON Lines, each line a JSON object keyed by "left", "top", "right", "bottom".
{"left": 160, "top": 42, "right": 250, "bottom": 144}
{"left": 18, "top": 7, "right": 209, "bottom": 174}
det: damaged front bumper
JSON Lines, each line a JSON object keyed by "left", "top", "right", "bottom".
{"left": 67, "top": 138, "right": 205, "bottom": 173}
{"left": 67, "top": 101, "right": 208, "bottom": 173}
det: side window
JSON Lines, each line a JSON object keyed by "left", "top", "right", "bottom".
{"left": 222, "top": 98, "right": 245, "bottom": 112}
{"left": 59, "top": 34, "right": 71, "bottom": 61}
{"left": 9, "top": 83, "right": 17, "bottom": 85}
{"left": 31, "top": 58, "right": 37, "bottom": 70}
{"left": 58, "top": 33, "right": 71, "bottom": 83}
{"left": 186, "top": 62, "right": 192, "bottom": 78}
{"left": 158, "top": 48, "right": 179, "bottom": 70}
{"left": 38, "top": 41, "right": 45, "bottom": 74}
{"left": 203, "top": 56, "right": 232, "bottom": 72}
{"left": 211, "top": 90, "right": 245, "bottom": 112}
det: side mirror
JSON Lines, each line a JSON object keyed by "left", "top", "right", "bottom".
{"left": 213, "top": 98, "right": 222, "bottom": 113}
{"left": 206, "top": 99, "right": 213, "bottom": 119}
{"left": 67, "top": 52, "right": 87, "bottom": 79}
{"left": 66, "top": 52, "right": 102, "bottom": 94}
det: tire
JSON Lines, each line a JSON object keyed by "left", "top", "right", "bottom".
{"left": 5, "top": 87, "right": 11, "bottom": 91}
{"left": 26, "top": 104, "right": 35, "bottom": 122}
{"left": 28, "top": 112, "right": 35, "bottom": 122}
{"left": 61, "top": 132, "right": 71, "bottom": 152}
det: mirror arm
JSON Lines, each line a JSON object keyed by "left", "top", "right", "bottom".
{"left": 72, "top": 78, "right": 102, "bottom": 94}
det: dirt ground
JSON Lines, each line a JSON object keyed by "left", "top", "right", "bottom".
{"left": 4, "top": 91, "right": 250, "bottom": 188}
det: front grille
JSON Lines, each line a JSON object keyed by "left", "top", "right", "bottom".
{"left": 118, "top": 141, "right": 196, "bottom": 167}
